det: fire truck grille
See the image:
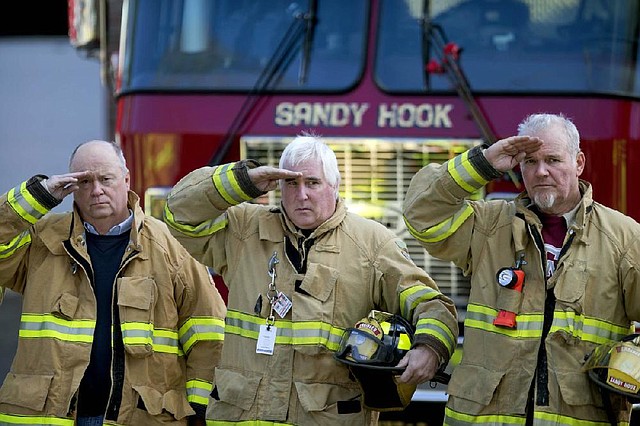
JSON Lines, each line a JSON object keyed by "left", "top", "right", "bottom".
{"left": 241, "top": 136, "right": 480, "bottom": 323}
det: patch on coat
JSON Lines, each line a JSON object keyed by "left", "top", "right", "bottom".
{"left": 395, "top": 240, "right": 414, "bottom": 263}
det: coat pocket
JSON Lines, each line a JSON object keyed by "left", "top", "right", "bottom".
{"left": 294, "top": 381, "right": 361, "bottom": 412}
{"left": 117, "top": 277, "right": 157, "bottom": 357}
{"left": 132, "top": 385, "right": 194, "bottom": 421}
{"left": 0, "top": 372, "right": 54, "bottom": 412}
{"left": 447, "top": 364, "right": 504, "bottom": 406}
{"left": 209, "top": 368, "right": 262, "bottom": 420}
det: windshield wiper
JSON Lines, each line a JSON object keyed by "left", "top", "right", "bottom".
{"left": 208, "top": 3, "right": 312, "bottom": 166}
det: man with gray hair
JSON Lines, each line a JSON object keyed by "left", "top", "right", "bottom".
{"left": 0, "top": 140, "right": 226, "bottom": 425}
{"left": 164, "top": 133, "right": 458, "bottom": 424}
{"left": 403, "top": 113, "right": 640, "bottom": 425}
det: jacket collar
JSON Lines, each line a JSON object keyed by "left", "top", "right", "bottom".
{"left": 39, "top": 191, "right": 146, "bottom": 256}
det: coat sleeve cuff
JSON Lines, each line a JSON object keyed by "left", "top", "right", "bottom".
{"left": 233, "top": 159, "right": 267, "bottom": 200}
{"left": 467, "top": 146, "right": 503, "bottom": 181}
{"left": 26, "top": 175, "right": 62, "bottom": 210}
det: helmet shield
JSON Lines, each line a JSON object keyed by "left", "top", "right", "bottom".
{"left": 334, "top": 310, "right": 417, "bottom": 411}
{"left": 583, "top": 334, "right": 640, "bottom": 402}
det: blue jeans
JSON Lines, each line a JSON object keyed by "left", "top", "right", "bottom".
{"left": 76, "top": 415, "right": 105, "bottom": 426}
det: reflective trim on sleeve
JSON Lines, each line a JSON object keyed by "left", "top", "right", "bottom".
{"left": 447, "top": 151, "right": 490, "bottom": 194}
{"left": 212, "top": 163, "right": 253, "bottom": 205}
{"left": 8, "top": 182, "right": 49, "bottom": 224}
{"left": 19, "top": 314, "right": 95, "bottom": 343}
{"left": 399, "top": 285, "right": 442, "bottom": 315}
{"left": 0, "top": 230, "right": 31, "bottom": 259}
{"left": 121, "top": 322, "right": 185, "bottom": 355}
{"left": 163, "top": 203, "right": 228, "bottom": 238}
{"left": 179, "top": 317, "right": 225, "bottom": 353}
{"left": 225, "top": 310, "right": 345, "bottom": 351}
{"left": 404, "top": 204, "right": 474, "bottom": 243}
{"left": 186, "top": 378, "right": 213, "bottom": 406}
{"left": 415, "top": 318, "right": 456, "bottom": 357}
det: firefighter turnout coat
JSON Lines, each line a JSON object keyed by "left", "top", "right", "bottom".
{"left": 0, "top": 176, "right": 226, "bottom": 425}
{"left": 163, "top": 161, "right": 459, "bottom": 425}
{"left": 403, "top": 146, "right": 640, "bottom": 425}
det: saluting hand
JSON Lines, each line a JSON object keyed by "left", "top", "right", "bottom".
{"left": 483, "top": 136, "right": 543, "bottom": 173}
{"left": 44, "top": 171, "right": 91, "bottom": 201}
{"left": 247, "top": 166, "right": 302, "bottom": 192}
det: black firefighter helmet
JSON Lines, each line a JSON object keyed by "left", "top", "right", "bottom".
{"left": 334, "top": 310, "right": 417, "bottom": 411}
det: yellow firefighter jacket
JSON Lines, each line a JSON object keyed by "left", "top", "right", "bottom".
{"left": 164, "top": 160, "right": 459, "bottom": 425}
{"left": 403, "top": 146, "right": 640, "bottom": 426}
{"left": 0, "top": 176, "right": 226, "bottom": 425}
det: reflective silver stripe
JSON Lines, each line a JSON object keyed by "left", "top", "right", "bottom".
{"left": 464, "top": 304, "right": 544, "bottom": 338}
{"left": 0, "top": 230, "right": 31, "bottom": 259}
{"left": 187, "top": 379, "right": 212, "bottom": 405}
{"left": 179, "top": 317, "right": 225, "bottom": 353}
{"left": 400, "top": 284, "right": 442, "bottom": 314}
{"left": 212, "top": 163, "right": 253, "bottom": 204}
{"left": 19, "top": 314, "right": 95, "bottom": 343}
{"left": 551, "top": 311, "right": 631, "bottom": 345}
{"left": 163, "top": 203, "right": 228, "bottom": 238}
{"left": 8, "top": 181, "right": 49, "bottom": 224}
{"left": 415, "top": 318, "right": 456, "bottom": 356}
{"left": 404, "top": 203, "right": 474, "bottom": 243}
{"left": 225, "top": 310, "right": 345, "bottom": 351}
{"left": 121, "top": 322, "right": 185, "bottom": 355}
{"left": 447, "top": 151, "right": 489, "bottom": 193}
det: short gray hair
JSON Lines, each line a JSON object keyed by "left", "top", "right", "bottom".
{"left": 517, "top": 113, "right": 581, "bottom": 157}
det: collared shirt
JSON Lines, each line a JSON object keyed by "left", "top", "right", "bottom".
{"left": 84, "top": 211, "right": 134, "bottom": 236}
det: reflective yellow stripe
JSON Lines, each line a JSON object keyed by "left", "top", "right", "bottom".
{"left": 0, "top": 413, "right": 75, "bottom": 425}
{"left": 163, "top": 202, "right": 229, "bottom": 238}
{"left": 444, "top": 406, "right": 630, "bottom": 425}
{"left": 0, "top": 230, "right": 31, "bottom": 259}
{"left": 206, "top": 420, "right": 291, "bottom": 425}
{"left": 212, "top": 163, "right": 253, "bottom": 204}
{"left": 447, "top": 151, "right": 490, "bottom": 194}
{"left": 19, "top": 314, "right": 95, "bottom": 343}
{"left": 404, "top": 204, "right": 474, "bottom": 243}
{"left": 465, "top": 304, "right": 544, "bottom": 338}
{"left": 121, "top": 322, "right": 186, "bottom": 355}
{"left": 399, "top": 284, "right": 441, "bottom": 314}
{"left": 225, "top": 310, "right": 345, "bottom": 351}
{"left": 8, "top": 181, "right": 49, "bottom": 224}
{"left": 416, "top": 318, "right": 456, "bottom": 356}
{"left": 179, "top": 317, "right": 225, "bottom": 353}
{"left": 551, "top": 311, "right": 632, "bottom": 344}
{"left": 187, "top": 378, "right": 213, "bottom": 405}
{"left": 465, "top": 303, "right": 632, "bottom": 344}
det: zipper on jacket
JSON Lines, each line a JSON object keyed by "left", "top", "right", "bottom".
{"left": 529, "top": 226, "right": 576, "bottom": 407}
{"left": 105, "top": 248, "right": 139, "bottom": 421}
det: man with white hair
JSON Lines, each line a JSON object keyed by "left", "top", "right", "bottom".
{"left": 164, "top": 133, "right": 458, "bottom": 425}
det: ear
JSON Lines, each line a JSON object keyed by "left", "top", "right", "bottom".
{"left": 125, "top": 172, "right": 131, "bottom": 190}
{"left": 576, "top": 151, "right": 585, "bottom": 177}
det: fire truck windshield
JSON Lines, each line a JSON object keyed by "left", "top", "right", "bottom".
{"left": 120, "top": 0, "right": 640, "bottom": 97}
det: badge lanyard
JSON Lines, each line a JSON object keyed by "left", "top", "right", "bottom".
{"left": 256, "top": 251, "right": 292, "bottom": 355}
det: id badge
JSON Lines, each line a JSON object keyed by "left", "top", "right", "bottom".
{"left": 272, "top": 291, "right": 292, "bottom": 318}
{"left": 256, "top": 324, "right": 277, "bottom": 355}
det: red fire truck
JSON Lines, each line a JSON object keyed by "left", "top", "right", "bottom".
{"left": 69, "top": 0, "right": 640, "bottom": 422}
